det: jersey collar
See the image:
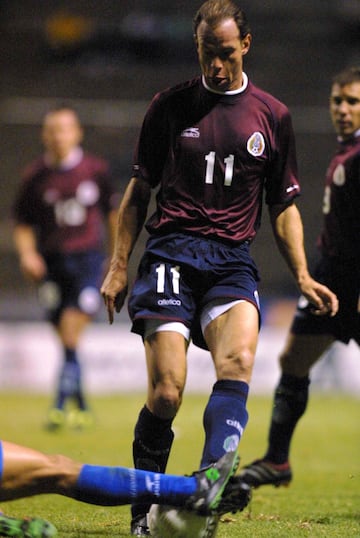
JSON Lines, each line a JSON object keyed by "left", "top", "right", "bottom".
{"left": 201, "top": 72, "right": 248, "bottom": 95}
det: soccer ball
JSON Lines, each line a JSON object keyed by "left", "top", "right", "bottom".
{"left": 148, "top": 504, "right": 219, "bottom": 538}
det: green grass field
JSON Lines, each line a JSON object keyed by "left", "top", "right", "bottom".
{"left": 0, "top": 392, "right": 358, "bottom": 537}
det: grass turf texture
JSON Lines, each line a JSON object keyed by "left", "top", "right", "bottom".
{"left": 0, "top": 392, "right": 358, "bottom": 537}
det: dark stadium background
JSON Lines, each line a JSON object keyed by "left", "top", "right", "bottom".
{"left": 0, "top": 0, "right": 359, "bottom": 322}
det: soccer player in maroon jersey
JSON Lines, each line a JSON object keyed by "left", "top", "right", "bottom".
{"left": 239, "top": 66, "right": 360, "bottom": 488}
{"left": 0, "top": 440, "right": 237, "bottom": 537}
{"left": 12, "top": 105, "right": 118, "bottom": 431}
{"left": 101, "top": 1, "right": 338, "bottom": 534}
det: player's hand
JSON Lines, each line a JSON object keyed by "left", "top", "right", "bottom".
{"left": 20, "top": 251, "right": 47, "bottom": 282}
{"left": 299, "top": 278, "right": 338, "bottom": 317}
{"left": 100, "top": 264, "right": 128, "bottom": 324}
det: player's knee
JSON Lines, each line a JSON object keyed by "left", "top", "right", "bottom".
{"left": 279, "top": 349, "right": 291, "bottom": 370}
{"left": 216, "top": 346, "right": 254, "bottom": 381}
{"left": 47, "top": 454, "right": 82, "bottom": 490}
{"left": 152, "top": 383, "right": 182, "bottom": 419}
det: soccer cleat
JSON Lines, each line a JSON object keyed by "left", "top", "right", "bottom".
{"left": 67, "top": 409, "right": 94, "bottom": 430}
{"left": 0, "top": 514, "right": 57, "bottom": 538}
{"left": 130, "top": 515, "right": 150, "bottom": 536}
{"left": 239, "top": 459, "right": 293, "bottom": 488}
{"left": 185, "top": 451, "right": 240, "bottom": 516}
{"left": 217, "top": 475, "right": 252, "bottom": 515}
{"left": 43, "top": 408, "right": 65, "bottom": 432}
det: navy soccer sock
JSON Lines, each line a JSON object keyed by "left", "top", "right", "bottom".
{"left": 200, "top": 379, "right": 249, "bottom": 468}
{"left": 264, "top": 373, "right": 310, "bottom": 464}
{"left": 75, "top": 464, "right": 196, "bottom": 507}
{"left": 55, "top": 348, "right": 86, "bottom": 410}
{"left": 131, "top": 406, "right": 174, "bottom": 519}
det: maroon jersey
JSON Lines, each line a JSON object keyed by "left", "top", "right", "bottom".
{"left": 318, "top": 133, "right": 360, "bottom": 258}
{"left": 13, "top": 150, "right": 117, "bottom": 255}
{"left": 133, "top": 75, "right": 300, "bottom": 244}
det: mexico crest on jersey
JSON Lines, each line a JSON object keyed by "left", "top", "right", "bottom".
{"left": 247, "top": 131, "right": 265, "bottom": 157}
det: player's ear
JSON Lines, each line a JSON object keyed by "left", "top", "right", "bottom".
{"left": 241, "top": 33, "right": 251, "bottom": 56}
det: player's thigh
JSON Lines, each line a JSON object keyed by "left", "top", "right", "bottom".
{"left": 204, "top": 301, "right": 259, "bottom": 381}
{"left": 280, "top": 332, "right": 335, "bottom": 376}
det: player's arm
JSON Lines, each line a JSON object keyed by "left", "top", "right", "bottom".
{"left": 106, "top": 209, "right": 119, "bottom": 257}
{"left": 13, "top": 224, "right": 47, "bottom": 282}
{"left": 101, "top": 176, "right": 151, "bottom": 323}
{"left": 269, "top": 202, "right": 338, "bottom": 316}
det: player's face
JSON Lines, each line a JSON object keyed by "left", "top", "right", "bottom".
{"left": 330, "top": 82, "right": 360, "bottom": 140}
{"left": 42, "top": 109, "right": 83, "bottom": 161}
{"left": 196, "top": 18, "right": 251, "bottom": 92}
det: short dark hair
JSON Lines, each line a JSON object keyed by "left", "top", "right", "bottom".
{"left": 332, "top": 66, "right": 360, "bottom": 87}
{"left": 193, "top": 0, "right": 250, "bottom": 39}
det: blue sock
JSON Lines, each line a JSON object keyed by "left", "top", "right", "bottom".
{"left": 56, "top": 348, "right": 86, "bottom": 409}
{"left": 75, "top": 465, "right": 196, "bottom": 506}
{"left": 200, "top": 380, "right": 249, "bottom": 467}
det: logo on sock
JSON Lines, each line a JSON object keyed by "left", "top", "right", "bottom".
{"left": 223, "top": 435, "right": 240, "bottom": 452}
{"left": 226, "top": 419, "right": 244, "bottom": 434}
{"left": 145, "top": 473, "right": 161, "bottom": 497}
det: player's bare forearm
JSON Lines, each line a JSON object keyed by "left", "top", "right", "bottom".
{"left": 269, "top": 203, "right": 338, "bottom": 316}
{"left": 13, "top": 224, "right": 47, "bottom": 281}
{"left": 269, "top": 203, "right": 309, "bottom": 283}
{"left": 101, "top": 177, "right": 151, "bottom": 323}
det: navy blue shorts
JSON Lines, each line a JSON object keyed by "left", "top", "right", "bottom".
{"left": 39, "top": 251, "right": 105, "bottom": 324}
{"left": 291, "top": 255, "right": 360, "bottom": 345}
{"left": 128, "top": 233, "right": 260, "bottom": 350}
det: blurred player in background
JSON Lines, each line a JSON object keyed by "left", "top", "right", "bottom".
{"left": 239, "top": 66, "right": 360, "bottom": 488}
{"left": 12, "top": 105, "right": 118, "bottom": 431}
{"left": 0, "top": 440, "right": 238, "bottom": 538}
{"left": 101, "top": 0, "right": 338, "bottom": 534}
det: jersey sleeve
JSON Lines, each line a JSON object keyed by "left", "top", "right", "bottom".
{"left": 132, "top": 92, "right": 170, "bottom": 188}
{"left": 264, "top": 108, "right": 301, "bottom": 206}
{"left": 12, "top": 167, "right": 39, "bottom": 225}
{"left": 96, "top": 159, "right": 120, "bottom": 215}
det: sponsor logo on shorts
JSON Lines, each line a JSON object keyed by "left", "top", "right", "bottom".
{"left": 298, "top": 295, "right": 309, "bottom": 309}
{"left": 38, "top": 281, "right": 61, "bottom": 310}
{"left": 157, "top": 298, "right": 182, "bottom": 306}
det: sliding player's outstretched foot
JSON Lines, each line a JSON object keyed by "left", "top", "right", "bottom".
{"left": 217, "top": 475, "right": 252, "bottom": 515}
{"left": 185, "top": 451, "right": 240, "bottom": 515}
{"left": 239, "top": 459, "right": 293, "bottom": 488}
{"left": 0, "top": 514, "right": 57, "bottom": 538}
{"left": 130, "top": 515, "right": 149, "bottom": 537}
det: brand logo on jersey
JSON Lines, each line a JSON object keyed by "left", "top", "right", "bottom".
{"left": 157, "top": 298, "right": 182, "bottom": 306}
{"left": 181, "top": 127, "right": 200, "bottom": 138}
{"left": 333, "top": 164, "right": 346, "bottom": 186}
{"left": 77, "top": 180, "right": 100, "bottom": 205}
{"left": 286, "top": 185, "right": 300, "bottom": 194}
{"left": 247, "top": 131, "right": 265, "bottom": 157}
